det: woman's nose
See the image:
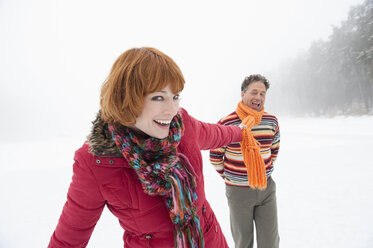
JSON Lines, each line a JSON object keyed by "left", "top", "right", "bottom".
{"left": 163, "top": 100, "right": 179, "bottom": 116}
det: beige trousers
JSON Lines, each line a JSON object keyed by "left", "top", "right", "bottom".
{"left": 226, "top": 178, "right": 279, "bottom": 248}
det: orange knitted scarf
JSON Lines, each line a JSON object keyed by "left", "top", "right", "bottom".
{"left": 236, "top": 101, "right": 267, "bottom": 189}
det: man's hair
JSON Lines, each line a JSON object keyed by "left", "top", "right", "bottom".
{"left": 100, "top": 47, "right": 185, "bottom": 126}
{"left": 241, "top": 74, "right": 270, "bottom": 92}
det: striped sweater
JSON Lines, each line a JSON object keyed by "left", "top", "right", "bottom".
{"left": 209, "top": 111, "right": 280, "bottom": 187}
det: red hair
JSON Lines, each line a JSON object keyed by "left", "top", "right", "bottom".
{"left": 100, "top": 47, "right": 185, "bottom": 126}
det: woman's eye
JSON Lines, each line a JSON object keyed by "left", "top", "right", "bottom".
{"left": 151, "top": 96, "right": 164, "bottom": 101}
{"left": 173, "top": 94, "right": 180, "bottom": 100}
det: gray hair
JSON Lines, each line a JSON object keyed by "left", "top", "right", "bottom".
{"left": 241, "top": 74, "right": 270, "bottom": 92}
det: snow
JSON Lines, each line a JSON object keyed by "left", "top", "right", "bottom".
{"left": 0, "top": 116, "right": 372, "bottom": 247}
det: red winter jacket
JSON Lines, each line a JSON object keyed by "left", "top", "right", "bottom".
{"left": 48, "top": 108, "right": 241, "bottom": 248}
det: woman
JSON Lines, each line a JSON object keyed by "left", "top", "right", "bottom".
{"left": 48, "top": 47, "right": 242, "bottom": 248}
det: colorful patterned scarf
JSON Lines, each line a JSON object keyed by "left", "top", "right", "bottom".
{"left": 236, "top": 101, "right": 267, "bottom": 189}
{"left": 108, "top": 114, "right": 204, "bottom": 248}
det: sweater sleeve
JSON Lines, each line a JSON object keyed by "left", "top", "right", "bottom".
{"left": 48, "top": 148, "right": 106, "bottom": 248}
{"left": 182, "top": 108, "right": 242, "bottom": 151}
{"left": 270, "top": 120, "right": 280, "bottom": 163}
{"left": 209, "top": 146, "right": 226, "bottom": 179}
{"left": 208, "top": 117, "right": 228, "bottom": 178}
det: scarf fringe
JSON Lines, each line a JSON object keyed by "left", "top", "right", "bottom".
{"left": 241, "top": 127, "right": 267, "bottom": 189}
{"left": 175, "top": 217, "right": 205, "bottom": 248}
{"left": 169, "top": 172, "right": 204, "bottom": 248}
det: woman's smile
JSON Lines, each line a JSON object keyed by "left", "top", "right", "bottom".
{"left": 133, "top": 84, "right": 180, "bottom": 139}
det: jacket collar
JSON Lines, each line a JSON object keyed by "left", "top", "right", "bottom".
{"left": 86, "top": 111, "right": 123, "bottom": 157}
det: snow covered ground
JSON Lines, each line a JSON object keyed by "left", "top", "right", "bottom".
{"left": 0, "top": 116, "right": 372, "bottom": 247}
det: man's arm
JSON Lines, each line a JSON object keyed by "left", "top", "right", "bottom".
{"left": 270, "top": 121, "right": 280, "bottom": 163}
{"left": 209, "top": 147, "right": 227, "bottom": 179}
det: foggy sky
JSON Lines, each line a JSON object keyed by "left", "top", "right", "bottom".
{"left": 0, "top": 0, "right": 364, "bottom": 141}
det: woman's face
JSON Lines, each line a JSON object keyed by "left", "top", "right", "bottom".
{"left": 133, "top": 84, "right": 181, "bottom": 139}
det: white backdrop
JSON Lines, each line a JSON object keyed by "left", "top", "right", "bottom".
{"left": 0, "top": 0, "right": 364, "bottom": 141}
{"left": 1, "top": 0, "right": 372, "bottom": 247}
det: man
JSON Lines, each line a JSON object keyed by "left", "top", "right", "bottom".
{"left": 209, "top": 74, "right": 280, "bottom": 248}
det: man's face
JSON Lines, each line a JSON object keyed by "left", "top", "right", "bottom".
{"left": 241, "top": 81, "right": 267, "bottom": 111}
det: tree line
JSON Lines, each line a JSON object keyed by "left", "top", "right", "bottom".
{"left": 269, "top": 0, "right": 373, "bottom": 116}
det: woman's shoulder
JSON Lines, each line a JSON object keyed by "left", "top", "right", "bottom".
{"left": 179, "top": 107, "right": 188, "bottom": 118}
{"left": 73, "top": 142, "right": 95, "bottom": 165}
{"left": 179, "top": 108, "right": 197, "bottom": 127}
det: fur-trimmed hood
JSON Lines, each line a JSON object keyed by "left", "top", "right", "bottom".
{"left": 86, "top": 111, "right": 122, "bottom": 157}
